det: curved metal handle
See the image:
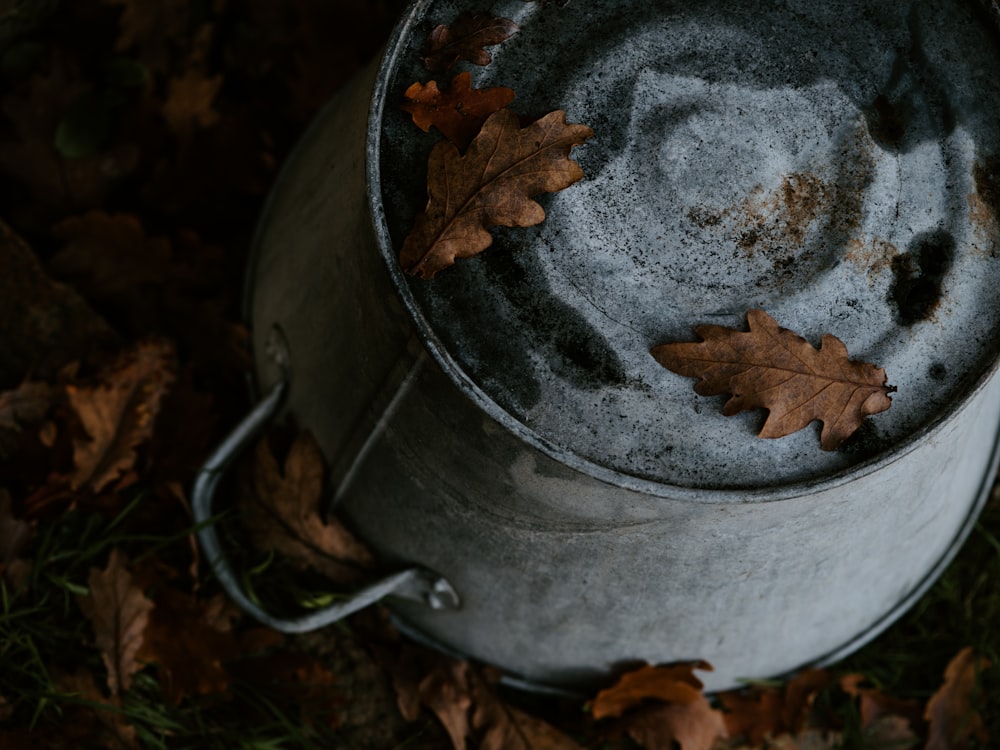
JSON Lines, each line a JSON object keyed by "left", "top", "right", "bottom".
{"left": 191, "top": 376, "right": 460, "bottom": 634}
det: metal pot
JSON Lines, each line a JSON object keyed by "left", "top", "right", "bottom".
{"left": 195, "top": 0, "right": 1000, "bottom": 692}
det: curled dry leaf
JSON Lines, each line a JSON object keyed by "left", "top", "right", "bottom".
{"left": 0, "top": 382, "right": 56, "bottom": 458}
{"left": 591, "top": 662, "right": 713, "bottom": 720}
{"left": 839, "top": 673, "right": 922, "bottom": 731}
{"left": 77, "top": 548, "right": 155, "bottom": 697}
{"left": 0, "top": 489, "right": 33, "bottom": 577}
{"left": 136, "top": 587, "right": 241, "bottom": 705}
{"left": 243, "top": 431, "right": 375, "bottom": 585}
{"left": 402, "top": 72, "right": 515, "bottom": 149}
{"left": 651, "top": 310, "right": 895, "bottom": 450}
{"left": 388, "top": 652, "right": 580, "bottom": 750}
{"left": 421, "top": 13, "right": 518, "bottom": 72}
{"left": 55, "top": 669, "right": 140, "bottom": 749}
{"left": 0, "top": 219, "right": 118, "bottom": 389}
{"left": 924, "top": 647, "right": 991, "bottom": 750}
{"left": 68, "top": 338, "right": 177, "bottom": 492}
{"left": 623, "top": 702, "right": 727, "bottom": 750}
{"left": 717, "top": 668, "right": 833, "bottom": 745}
{"left": 401, "top": 108, "right": 592, "bottom": 278}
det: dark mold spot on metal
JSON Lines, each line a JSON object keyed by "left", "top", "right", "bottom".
{"left": 889, "top": 228, "right": 955, "bottom": 326}
{"left": 867, "top": 94, "right": 910, "bottom": 149}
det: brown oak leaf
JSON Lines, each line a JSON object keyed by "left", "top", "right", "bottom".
{"left": 421, "top": 13, "right": 518, "bottom": 72}
{"left": 839, "top": 673, "right": 922, "bottom": 732}
{"left": 388, "top": 651, "right": 579, "bottom": 750}
{"left": 67, "top": 338, "right": 177, "bottom": 492}
{"left": 242, "top": 431, "right": 375, "bottom": 586}
{"left": 55, "top": 669, "right": 141, "bottom": 749}
{"left": 400, "top": 108, "right": 592, "bottom": 278}
{"left": 135, "top": 587, "right": 242, "bottom": 705}
{"left": 471, "top": 668, "right": 584, "bottom": 750}
{"left": 591, "top": 662, "right": 713, "bottom": 720}
{"left": 718, "top": 668, "right": 832, "bottom": 744}
{"left": 0, "top": 381, "right": 56, "bottom": 458}
{"left": 163, "top": 69, "right": 223, "bottom": 139}
{"left": 622, "top": 702, "right": 728, "bottom": 750}
{"left": 924, "top": 647, "right": 992, "bottom": 750}
{"left": 402, "top": 72, "right": 515, "bottom": 149}
{"left": 77, "top": 549, "right": 155, "bottom": 697}
{"left": 651, "top": 310, "right": 895, "bottom": 450}
{"left": 0, "top": 489, "right": 33, "bottom": 580}
{"left": 103, "top": 0, "right": 191, "bottom": 72}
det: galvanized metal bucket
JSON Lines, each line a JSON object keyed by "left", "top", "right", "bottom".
{"left": 194, "top": 0, "right": 1000, "bottom": 692}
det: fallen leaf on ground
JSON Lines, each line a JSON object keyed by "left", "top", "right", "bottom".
{"left": 839, "top": 673, "right": 922, "bottom": 731}
{"left": 0, "top": 219, "right": 118, "bottom": 389}
{"left": 0, "top": 381, "right": 56, "bottom": 458}
{"left": 387, "top": 650, "right": 579, "bottom": 750}
{"left": 651, "top": 310, "right": 895, "bottom": 450}
{"left": 622, "top": 702, "right": 727, "bottom": 750}
{"left": 400, "top": 108, "right": 592, "bottom": 278}
{"left": 421, "top": 13, "right": 518, "bottom": 72}
{"left": 242, "top": 432, "right": 375, "bottom": 585}
{"left": 136, "top": 586, "right": 240, "bottom": 704}
{"left": 55, "top": 669, "right": 140, "bottom": 749}
{"left": 0, "top": 489, "right": 33, "bottom": 578}
{"left": 402, "top": 72, "right": 515, "bottom": 149}
{"left": 717, "top": 668, "right": 832, "bottom": 744}
{"left": 924, "top": 647, "right": 991, "bottom": 750}
{"left": 591, "top": 662, "right": 712, "bottom": 720}
{"left": 67, "top": 338, "right": 177, "bottom": 492}
{"left": 77, "top": 548, "right": 155, "bottom": 696}
{"left": 103, "top": 0, "right": 191, "bottom": 72}
{"left": 0, "top": 54, "right": 139, "bottom": 226}
{"left": 472, "top": 667, "right": 583, "bottom": 750}
{"left": 163, "top": 69, "right": 223, "bottom": 139}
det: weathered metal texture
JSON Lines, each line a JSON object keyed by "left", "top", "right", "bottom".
{"left": 247, "top": 0, "right": 1000, "bottom": 691}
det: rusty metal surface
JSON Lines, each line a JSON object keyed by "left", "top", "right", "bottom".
{"left": 376, "top": 0, "right": 1000, "bottom": 488}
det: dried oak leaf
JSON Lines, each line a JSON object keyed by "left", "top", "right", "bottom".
{"left": 839, "top": 673, "right": 922, "bottom": 732}
{"left": 421, "top": 13, "right": 518, "bottom": 72}
{"left": 163, "top": 68, "right": 223, "bottom": 139}
{"left": 591, "top": 662, "right": 713, "bottom": 720}
{"left": 0, "top": 380, "right": 56, "bottom": 458}
{"left": 55, "top": 669, "right": 141, "bottom": 749}
{"left": 389, "top": 652, "right": 579, "bottom": 750}
{"left": 471, "top": 667, "right": 584, "bottom": 750}
{"left": 718, "top": 668, "right": 833, "bottom": 744}
{"left": 242, "top": 431, "right": 375, "bottom": 586}
{"left": 621, "top": 702, "right": 727, "bottom": 750}
{"left": 651, "top": 309, "right": 895, "bottom": 450}
{"left": 0, "top": 54, "right": 140, "bottom": 225}
{"left": 67, "top": 338, "right": 177, "bottom": 492}
{"left": 0, "top": 489, "right": 33, "bottom": 578}
{"left": 401, "top": 108, "right": 592, "bottom": 278}
{"left": 402, "top": 72, "right": 515, "bottom": 149}
{"left": 135, "top": 587, "right": 240, "bottom": 705}
{"left": 924, "top": 647, "right": 992, "bottom": 750}
{"left": 0, "top": 219, "right": 118, "bottom": 390}
{"left": 591, "top": 663, "right": 726, "bottom": 750}
{"left": 77, "top": 549, "right": 155, "bottom": 697}
{"left": 103, "top": 0, "right": 191, "bottom": 72}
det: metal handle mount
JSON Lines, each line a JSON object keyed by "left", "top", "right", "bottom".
{"left": 191, "top": 362, "right": 460, "bottom": 633}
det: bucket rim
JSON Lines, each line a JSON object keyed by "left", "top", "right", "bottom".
{"left": 360, "top": 0, "right": 1000, "bottom": 504}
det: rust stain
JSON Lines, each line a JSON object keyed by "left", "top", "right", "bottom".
{"left": 969, "top": 156, "right": 1000, "bottom": 256}
{"left": 844, "top": 237, "right": 899, "bottom": 283}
